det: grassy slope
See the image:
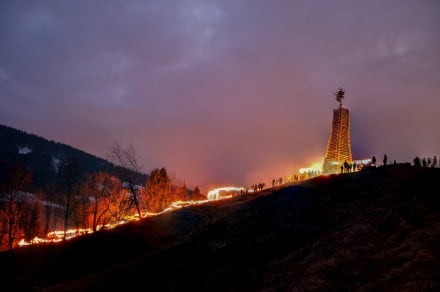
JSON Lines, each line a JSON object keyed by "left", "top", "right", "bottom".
{"left": 1, "top": 165, "right": 439, "bottom": 291}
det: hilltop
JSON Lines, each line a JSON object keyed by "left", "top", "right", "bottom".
{"left": 1, "top": 164, "right": 439, "bottom": 291}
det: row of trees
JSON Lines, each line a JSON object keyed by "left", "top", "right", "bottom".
{"left": 0, "top": 164, "right": 34, "bottom": 251}
{"left": 0, "top": 143, "right": 204, "bottom": 251}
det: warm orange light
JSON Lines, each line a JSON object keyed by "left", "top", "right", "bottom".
{"left": 299, "top": 159, "right": 323, "bottom": 174}
{"left": 18, "top": 195, "right": 216, "bottom": 247}
{"left": 207, "top": 186, "right": 244, "bottom": 200}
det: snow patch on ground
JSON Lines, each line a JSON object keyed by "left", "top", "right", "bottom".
{"left": 18, "top": 145, "right": 32, "bottom": 155}
{"left": 51, "top": 155, "right": 61, "bottom": 173}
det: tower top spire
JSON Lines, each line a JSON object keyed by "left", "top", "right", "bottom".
{"left": 334, "top": 87, "right": 345, "bottom": 107}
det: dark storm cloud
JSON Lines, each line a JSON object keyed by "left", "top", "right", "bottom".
{"left": 1, "top": 0, "right": 439, "bottom": 192}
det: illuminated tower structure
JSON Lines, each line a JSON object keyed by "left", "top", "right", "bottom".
{"left": 322, "top": 88, "right": 353, "bottom": 174}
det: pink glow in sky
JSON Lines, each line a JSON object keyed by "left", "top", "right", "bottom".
{"left": 1, "top": 1, "right": 439, "bottom": 192}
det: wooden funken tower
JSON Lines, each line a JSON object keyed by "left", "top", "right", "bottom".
{"left": 322, "top": 88, "right": 353, "bottom": 174}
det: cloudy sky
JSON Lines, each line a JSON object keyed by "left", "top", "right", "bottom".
{"left": 1, "top": 0, "right": 439, "bottom": 192}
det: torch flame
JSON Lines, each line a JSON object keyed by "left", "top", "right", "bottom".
{"left": 17, "top": 188, "right": 238, "bottom": 248}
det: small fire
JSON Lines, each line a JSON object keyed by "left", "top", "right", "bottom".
{"left": 18, "top": 228, "right": 94, "bottom": 246}
{"left": 18, "top": 195, "right": 218, "bottom": 248}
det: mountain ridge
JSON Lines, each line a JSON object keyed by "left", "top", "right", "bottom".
{"left": 0, "top": 123, "right": 147, "bottom": 192}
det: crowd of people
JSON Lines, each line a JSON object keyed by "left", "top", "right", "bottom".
{"left": 413, "top": 155, "right": 438, "bottom": 168}
{"left": 340, "top": 154, "right": 439, "bottom": 174}
{"left": 240, "top": 182, "right": 265, "bottom": 195}
{"left": 240, "top": 154, "right": 439, "bottom": 196}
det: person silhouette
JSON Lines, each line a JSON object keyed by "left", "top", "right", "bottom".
{"left": 383, "top": 154, "right": 388, "bottom": 166}
{"left": 343, "top": 160, "right": 350, "bottom": 173}
{"left": 371, "top": 156, "right": 377, "bottom": 167}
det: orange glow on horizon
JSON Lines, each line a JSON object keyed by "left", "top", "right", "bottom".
{"left": 17, "top": 157, "right": 325, "bottom": 249}
{"left": 17, "top": 186, "right": 236, "bottom": 248}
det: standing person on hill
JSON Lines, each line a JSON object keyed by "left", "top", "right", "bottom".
{"left": 371, "top": 156, "right": 377, "bottom": 167}
{"left": 343, "top": 160, "right": 350, "bottom": 173}
{"left": 383, "top": 154, "right": 388, "bottom": 166}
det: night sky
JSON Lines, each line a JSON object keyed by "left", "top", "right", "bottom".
{"left": 1, "top": 1, "right": 439, "bottom": 192}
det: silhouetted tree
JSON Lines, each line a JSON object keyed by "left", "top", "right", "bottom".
{"left": 174, "top": 183, "right": 189, "bottom": 201}
{"left": 109, "top": 142, "right": 143, "bottom": 218}
{"left": 72, "top": 188, "right": 90, "bottom": 231}
{"left": 82, "top": 172, "right": 123, "bottom": 232}
{"left": 192, "top": 186, "right": 205, "bottom": 200}
{"left": 38, "top": 187, "right": 59, "bottom": 238}
{"left": 22, "top": 196, "right": 41, "bottom": 243}
{"left": 60, "top": 157, "right": 80, "bottom": 240}
{"left": 143, "top": 167, "right": 171, "bottom": 213}
{"left": 107, "top": 184, "right": 131, "bottom": 223}
{"left": 0, "top": 164, "right": 32, "bottom": 251}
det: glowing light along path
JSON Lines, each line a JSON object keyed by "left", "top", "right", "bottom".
{"left": 207, "top": 186, "right": 245, "bottom": 200}
{"left": 18, "top": 187, "right": 242, "bottom": 248}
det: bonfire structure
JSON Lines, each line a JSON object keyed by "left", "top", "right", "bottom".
{"left": 322, "top": 88, "right": 353, "bottom": 174}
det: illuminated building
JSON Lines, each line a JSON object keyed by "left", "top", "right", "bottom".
{"left": 322, "top": 88, "right": 353, "bottom": 174}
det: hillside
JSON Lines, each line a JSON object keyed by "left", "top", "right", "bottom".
{"left": 1, "top": 165, "right": 439, "bottom": 291}
{"left": 0, "top": 124, "right": 146, "bottom": 192}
